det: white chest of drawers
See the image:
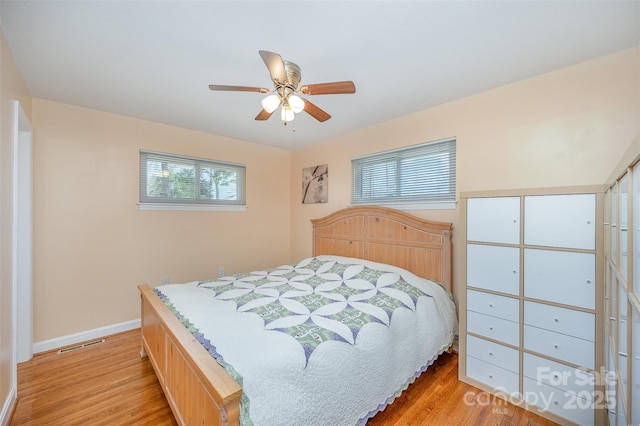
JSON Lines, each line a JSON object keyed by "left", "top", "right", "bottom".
{"left": 460, "top": 187, "right": 604, "bottom": 426}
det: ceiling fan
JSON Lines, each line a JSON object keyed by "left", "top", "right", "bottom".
{"left": 208, "top": 50, "right": 356, "bottom": 124}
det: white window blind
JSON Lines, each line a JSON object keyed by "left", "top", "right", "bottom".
{"left": 139, "top": 150, "right": 246, "bottom": 207}
{"left": 351, "top": 138, "right": 456, "bottom": 207}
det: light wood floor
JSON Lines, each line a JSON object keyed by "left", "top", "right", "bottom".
{"left": 10, "top": 329, "right": 556, "bottom": 425}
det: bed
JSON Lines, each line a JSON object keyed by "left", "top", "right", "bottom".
{"left": 138, "top": 206, "right": 456, "bottom": 425}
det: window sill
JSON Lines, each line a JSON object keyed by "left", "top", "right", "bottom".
{"left": 138, "top": 203, "right": 247, "bottom": 212}
{"left": 349, "top": 201, "right": 457, "bottom": 210}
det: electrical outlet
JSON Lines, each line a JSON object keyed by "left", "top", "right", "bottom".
{"left": 162, "top": 276, "right": 169, "bottom": 285}
{"left": 218, "top": 267, "right": 224, "bottom": 278}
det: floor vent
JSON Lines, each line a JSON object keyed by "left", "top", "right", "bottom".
{"left": 57, "top": 338, "right": 106, "bottom": 354}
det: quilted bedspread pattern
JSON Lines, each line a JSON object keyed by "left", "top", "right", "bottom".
{"left": 156, "top": 255, "right": 457, "bottom": 426}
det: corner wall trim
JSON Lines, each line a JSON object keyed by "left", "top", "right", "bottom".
{"left": 0, "top": 386, "right": 17, "bottom": 426}
{"left": 32, "top": 319, "right": 141, "bottom": 355}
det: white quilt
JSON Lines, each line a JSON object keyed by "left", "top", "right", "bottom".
{"left": 155, "top": 255, "right": 458, "bottom": 426}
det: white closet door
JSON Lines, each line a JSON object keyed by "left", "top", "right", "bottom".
{"left": 467, "top": 244, "right": 520, "bottom": 295}
{"left": 633, "top": 308, "right": 640, "bottom": 426}
{"left": 467, "top": 197, "right": 520, "bottom": 244}
{"left": 524, "top": 194, "right": 596, "bottom": 250}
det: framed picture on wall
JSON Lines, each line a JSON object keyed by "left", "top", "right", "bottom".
{"left": 302, "top": 164, "right": 328, "bottom": 204}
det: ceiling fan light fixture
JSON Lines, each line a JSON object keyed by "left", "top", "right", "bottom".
{"left": 288, "top": 95, "right": 305, "bottom": 113}
{"left": 261, "top": 94, "right": 280, "bottom": 113}
{"left": 281, "top": 104, "right": 295, "bottom": 122}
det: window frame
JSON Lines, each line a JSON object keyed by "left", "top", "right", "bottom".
{"left": 139, "top": 150, "right": 246, "bottom": 212}
{"left": 351, "top": 137, "right": 456, "bottom": 210}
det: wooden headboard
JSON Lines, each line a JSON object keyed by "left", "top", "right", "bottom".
{"left": 311, "top": 206, "right": 453, "bottom": 292}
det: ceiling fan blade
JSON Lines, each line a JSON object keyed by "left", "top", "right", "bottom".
{"left": 255, "top": 108, "right": 274, "bottom": 121}
{"left": 209, "top": 84, "right": 270, "bottom": 93}
{"left": 259, "top": 50, "right": 288, "bottom": 85}
{"left": 303, "top": 99, "right": 331, "bottom": 122}
{"left": 299, "top": 81, "right": 356, "bottom": 95}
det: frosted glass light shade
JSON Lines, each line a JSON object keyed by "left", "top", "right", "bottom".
{"left": 281, "top": 105, "right": 295, "bottom": 122}
{"left": 288, "top": 95, "right": 305, "bottom": 113}
{"left": 261, "top": 94, "right": 280, "bottom": 113}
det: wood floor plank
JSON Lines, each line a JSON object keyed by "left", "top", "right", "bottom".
{"left": 11, "top": 330, "right": 176, "bottom": 426}
{"left": 10, "top": 330, "right": 557, "bottom": 425}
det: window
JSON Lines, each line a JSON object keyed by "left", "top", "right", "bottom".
{"left": 351, "top": 137, "right": 456, "bottom": 209}
{"left": 139, "top": 150, "right": 246, "bottom": 211}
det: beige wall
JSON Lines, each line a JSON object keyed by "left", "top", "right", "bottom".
{"left": 32, "top": 99, "right": 291, "bottom": 341}
{"left": 290, "top": 47, "right": 640, "bottom": 308}
{"left": 0, "top": 29, "right": 32, "bottom": 418}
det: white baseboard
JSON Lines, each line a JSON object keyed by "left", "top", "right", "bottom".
{"left": 32, "top": 319, "right": 141, "bottom": 354}
{"left": 0, "top": 386, "right": 17, "bottom": 426}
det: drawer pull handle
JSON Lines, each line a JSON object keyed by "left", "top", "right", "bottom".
{"left": 513, "top": 270, "right": 517, "bottom": 274}
{"left": 489, "top": 351, "right": 493, "bottom": 356}
{"left": 586, "top": 279, "right": 592, "bottom": 284}
{"left": 554, "top": 318, "right": 559, "bottom": 322}
{"left": 554, "top": 344, "right": 559, "bottom": 349}
{"left": 586, "top": 220, "right": 591, "bottom": 225}
{"left": 489, "top": 303, "right": 493, "bottom": 308}
{"left": 489, "top": 326, "right": 494, "bottom": 330}
{"left": 513, "top": 219, "right": 517, "bottom": 223}
{"left": 554, "top": 400, "right": 558, "bottom": 406}
{"left": 489, "top": 374, "right": 493, "bottom": 379}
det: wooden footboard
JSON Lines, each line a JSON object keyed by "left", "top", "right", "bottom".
{"left": 139, "top": 284, "right": 242, "bottom": 426}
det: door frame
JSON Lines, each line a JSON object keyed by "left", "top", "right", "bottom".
{"left": 12, "top": 100, "right": 33, "bottom": 370}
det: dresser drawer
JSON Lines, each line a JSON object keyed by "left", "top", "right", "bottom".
{"left": 524, "top": 301, "right": 594, "bottom": 341}
{"left": 467, "top": 244, "right": 520, "bottom": 295}
{"left": 467, "top": 289, "right": 519, "bottom": 322}
{"left": 523, "top": 353, "right": 595, "bottom": 401}
{"left": 466, "top": 356, "right": 519, "bottom": 397}
{"left": 467, "top": 335, "right": 519, "bottom": 374}
{"left": 467, "top": 311, "right": 519, "bottom": 346}
{"left": 523, "top": 376, "right": 594, "bottom": 426}
{"left": 524, "top": 248, "right": 595, "bottom": 310}
{"left": 524, "top": 325, "right": 594, "bottom": 369}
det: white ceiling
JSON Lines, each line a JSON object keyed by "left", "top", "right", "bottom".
{"left": 1, "top": 1, "right": 638, "bottom": 150}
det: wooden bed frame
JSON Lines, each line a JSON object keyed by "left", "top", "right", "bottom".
{"left": 138, "top": 206, "right": 452, "bottom": 425}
